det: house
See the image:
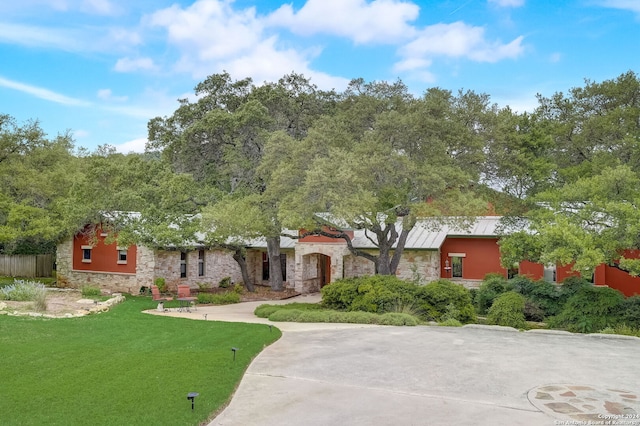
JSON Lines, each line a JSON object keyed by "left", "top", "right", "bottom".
{"left": 56, "top": 217, "right": 640, "bottom": 297}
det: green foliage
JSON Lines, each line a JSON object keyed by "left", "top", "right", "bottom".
{"left": 81, "top": 285, "right": 101, "bottom": 298}
{"left": 153, "top": 277, "right": 166, "bottom": 293}
{"left": 197, "top": 291, "right": 241, "bottom": 305}
{"left": 233, "top": 283, "right": 244, "bottom": 294}
{"left": 254, "top": 303, "right": 322, "bottom": 318}
{"left": 196, "top": 282, "right": 210, "bottom": 291}
{"left": 619, "top": 296, "right": 640, "bottom": 329}
{"left": 418, "top": 279, "right": 476, "bottom": 323}
{"left": 0, "top": 296, "right": 280, "bottom": 425}
{"left": 265, "top": 307, "right": 418, "bottom": 326}
{"left": 320, "top": 278, "right": 359, "bottom": 311}
{"left": 551, "top": 286, "right": 625, "bottom": 333}
{"left": 322, "top": 275, "right": 419, "bottom": 314}
{"left": 0, "top": 279, "right": 47, "bottom": 301}
{"left": 511, "top": 276, "right": 563, "bottom": 317}
{"left": 218, "top": 276, "right": 232, "bottom": 288}
{"left": 598, "top": 324, "right": 640, "bottom": 337}
{"left": 486, "top": 291, "right": 527, "bottom": 329}
{"left": 438, "top": 318, "right": 463, "bottom": 327}
{"left": 475, "top": 274, "right": 512, "bottom": 314}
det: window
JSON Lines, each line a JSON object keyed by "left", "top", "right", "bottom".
{"left": 180, "top": 251, "right": 187, "bottom": 278}
{"left": 451, "top": 256, "right": 463, "bottom": 278}
{"left": 198, "top": 250, "right": 205, "bottom": 277}
{"left": 117, "top": 247, "right": 127, "bottom": 264}
{"left": 543, "top": 265, "right": 556, "bottom": 283}
{"left": 262, "top": 252, "right": 269, "bottom": 280}
{"left": 81, "top": 245, "right": 92, "bottom": 263}
{"left": 262, "top": 253, "right": 287, "bottom": 281}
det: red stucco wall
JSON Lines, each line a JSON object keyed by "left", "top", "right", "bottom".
{"left": 73, "top": 228, "right": 137, "bottom": 274}
{"left": 440, "top": 237, "right": 506, "bottom": 280}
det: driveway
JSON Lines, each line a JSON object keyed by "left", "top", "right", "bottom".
{"left": 150, "top": 296, "right": 640, "bottom": 425}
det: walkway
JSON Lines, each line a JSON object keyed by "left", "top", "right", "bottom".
{"left": 147, "top": 296, "right": 640, "bottom": 426}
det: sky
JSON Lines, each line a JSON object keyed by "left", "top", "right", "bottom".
{"left": 0, "top": 0, "right": 638, "bottom": 154}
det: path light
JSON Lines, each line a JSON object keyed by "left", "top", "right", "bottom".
{"left": 203, "top": 314, "right": 207, "bottom": 320}
{"left": 187, "top": 392, "right": 199, "bottom": 410}
{"left": 269, "top": 325, "right": 272, "bottom": 333}
{"left": 231, "top": 347, "right": 238, "bottom": 361}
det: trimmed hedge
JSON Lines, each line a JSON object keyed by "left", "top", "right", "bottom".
{"left": 549, "top": 286, "right": 625, "bottom": 333}
{"left": 197, "top": 291, "right": 241, "bottom": 305}
{"left": 486, "top": 291, "right": 527, "bottom": 329}
{"left": 418, "top": 279, "right": 476, "bottom": 323}
{"left": 475, "top": 274, "right": 512, "bottom": 314}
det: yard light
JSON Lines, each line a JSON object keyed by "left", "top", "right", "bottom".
{"left": 187, "top": 392, "right": 199, "bottom": 410}
{"left": 203, "top": 314, "right": 207, "bottom": 321}
{"left": 269, "top": 325, "right": 273, "bottom": 333}
{"left": 231, "top": 347, "right": 238, "bottom": 361}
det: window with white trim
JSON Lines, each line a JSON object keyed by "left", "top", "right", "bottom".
{"left": 81, "top": 245, "right": 92, "bottom": 263}
{"left": 117, "top": 247, "right": 128, "bottom": 264}
{"left": 198, "top": 250, "right": 205, "bottom": 277}
{"left": 180, "top": 251, "right": 187, "bottom": 278}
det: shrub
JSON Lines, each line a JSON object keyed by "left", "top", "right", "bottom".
{"left": 378, "top": 312, "right": 419, "bottom": 326}
{"left": 599, "top": 324, "right": 640, "bottom": 337}
{"left": 551, "top": 286, "right": 625, "bottom": 333}
{"left": 33, "top": 290, "right": 47, "bottom": 312}
{"left": 438, "top": 318, "right": 463, "bottom": 327}
{"left": 523, "top": 298, "right": 545, "bottom": 322}
{"left": 322, "top": 276, "right": 418, "bottom": 314}
{"left": 218, "top": 277, "right": 232, "bottom": 288}
{"left": 418, "top": 279, "right": 476, "bottom": 323}
{"left": 528, "top": 280, "right": 563, "bottom": 317}
{"left": 154, "top": 277, "right": 167, "bottom": 293}
{"left": 233, "top": 283, "right": 244, "bottom": 294}
{"left": 81, "top": 285, "right": 101, "bottom": 297}
{"left": 0, "top": 279, "right": 47, "bottom": 302}
{"left": 197, "top": 291, "right": 240, "bottom": 305}
{"left": 321, "top": 278, "right": 359, "bottom": 311}
{"left": 476, "top": 274, "right": 512, "bottom": 314}
{"left": 619, "top": 296, "right": 640, "bottom": 329}
{"left": 487, "top": 291, "right": 527, "bottom": 329}
{"left": 254, "top": 303, "right": 322, "bottom": 318}
{"left": 557, "top": 276, "right": 591, "bottom": 302}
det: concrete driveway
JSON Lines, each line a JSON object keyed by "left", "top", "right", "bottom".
{"left": 149, "top": 296, "right": 640, "bottom": 425}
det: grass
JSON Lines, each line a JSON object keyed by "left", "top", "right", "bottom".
{"left": 0, "top": 295, "right": 281, "bottom": 426}
{"left": 0, "top": 276, "right": 56, "bottom": 287}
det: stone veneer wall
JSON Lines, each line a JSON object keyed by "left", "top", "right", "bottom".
{"left": 294, "top": 242, "right": 350, "bottom": 293}
{"left": 394, "top": 250, "right": 440, "bottom": 284}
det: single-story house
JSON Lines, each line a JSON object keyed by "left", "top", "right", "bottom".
{"left": 56, "top": 216, "right": 640, "bottom": 297}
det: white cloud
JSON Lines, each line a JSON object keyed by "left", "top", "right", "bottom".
{"left": 395, "top": 21, "right": 524, "bottom": 78}
{"left": 488, "top": 0, "right": 525, "bottom": 7}
{"left": 0, "top": 75, "right": 90, "bottom": 106}
{"left": 81, "top": 0, "right": 118, "bottom": 15}
{"left": 267, "top": 0, "right": 420, "bottom": 44}
{"left": 113, "top": 137, "right": 147, "bottom": 154}
{"left": 146, "top": 0, "right": 349, "bottom": 90}
{"left": 97, "top": 88, "right": 128, "bottom": 102}
{"left": 73, "top": 129, "right": 90, "bottom": 139}
{"left": 598, "top": 0, "right": 640, "bottom": 13}
{"left": 0, "top": 22, "right": 83, "bottom": 51}
{"left": 549, "top": 52, "right": 562, "bottom": 63}
{"left": 114, "top": 57, "right": 156, "bottom": 72}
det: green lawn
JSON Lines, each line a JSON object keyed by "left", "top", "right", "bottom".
{"left": 0, "top": 296, "right": 281, "bottom": 425}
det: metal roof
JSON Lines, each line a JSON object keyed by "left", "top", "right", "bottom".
{"left": 349, "top": 216, "right": 502, "bottom": 250}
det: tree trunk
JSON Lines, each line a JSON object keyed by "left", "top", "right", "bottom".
{"left": 232, "top": 248, "right": 255, "bottom": 292}
{"left": 267, "top": 236, "right": 284, "bottom": 291}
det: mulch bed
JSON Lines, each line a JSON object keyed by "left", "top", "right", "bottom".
{"left": 198, "top": 285, "right": 301, "bottom": 302}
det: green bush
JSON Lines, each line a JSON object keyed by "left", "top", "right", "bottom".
{"left": 619, "top": 296, "right": 640, "bottom": 329}
{"left": 218, "top": 277, "right": 232, "bottom": 288}
{"left": 378, "top": 312, "right": 419, "bottom": 326}
{"left": 438, "top": 318, "right": 463, "bottom": 327}
{"left": 551, "top": 286, "right": 625, "bottom": 333}
{"left": 523, "top": 298, "right": 545, "bottom": 322}
{"left": 487, "top": 291, "right": 527, "bottom": 329}
{"left": 557, "top": 276, "right": 591, "bottom": 302}
{"left": 418, "top": 279, "right": 476, "bottom": 323}
{"left": 599, "top": 324, "right": 640, "bottom": 337}
{"left": 154, "top": 277, "right": 167, "bottom": 293}
{"left": 321, "top": 278, "right": 359, "bottom": 310}
{"left": 197, "top": 291, "right": 240, "bottom": 305}
{"left": 254, "top": 303, "right": 322, "bottom": 318}
{"left": 81, "top": 285, "right": 101, "bottom": 297}
{"left": 476, "top": 274, "right": 512, "bottom": 314}
{"left": 321, "top": 276, "right": 418, "bottom": 314}
{"left": 528, "top": 280, "right": 563, "bottom": 317}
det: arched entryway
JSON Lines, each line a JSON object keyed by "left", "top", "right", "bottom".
{"left": 301, "top": 253, "right": 332, "bottom": 291}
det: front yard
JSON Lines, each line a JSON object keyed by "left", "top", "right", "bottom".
{"left": 0, "top": 295, "right": 281, "bottom": 425}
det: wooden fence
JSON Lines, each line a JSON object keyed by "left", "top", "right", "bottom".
{"left": 0, "top": 254, "right": 54, "bottom": 277}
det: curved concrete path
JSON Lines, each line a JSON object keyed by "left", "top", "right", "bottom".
{"left": 147, "top": 296, "right": 640, "bottom": 426}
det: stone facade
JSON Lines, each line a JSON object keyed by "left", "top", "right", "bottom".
{"left": 394, "top": 250, "right": 440, "bottom": 284}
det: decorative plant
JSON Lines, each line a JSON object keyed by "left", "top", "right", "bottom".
{"left": 154, "top": 277, "right": 167, "bottom": 293}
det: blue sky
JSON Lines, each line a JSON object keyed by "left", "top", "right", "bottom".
{"left": 0, "top": 0, "right": 638, "bottom": 153}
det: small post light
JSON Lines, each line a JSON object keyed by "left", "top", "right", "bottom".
{"left": 187, "top": 392, "right": 199, "bottom": 410}
{"left": 203, "top": 314, "right": 208, "bottom": 321}
{"left": 269, "top": 325, "right": 273, "bottom": 333}
{"left": 231, "top": 347, "right": 238, "bottom": 361}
